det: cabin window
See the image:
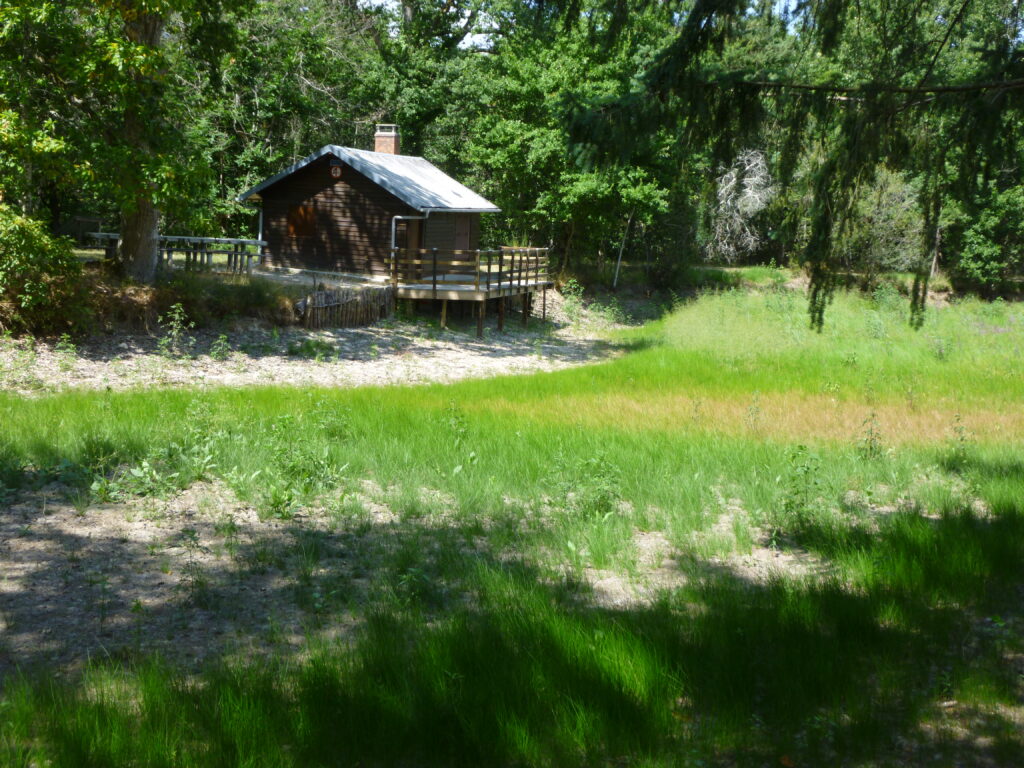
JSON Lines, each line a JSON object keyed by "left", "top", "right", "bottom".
{"left": 287, "top": 205, "right": 315, "bottom": 238}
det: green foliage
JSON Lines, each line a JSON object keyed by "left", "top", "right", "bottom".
{"left": 571, "top": 0, "right": 1024, "bottom": 323}
{"left": 952, "top": 185, "right": 1024, "bottom": 290}
{"left": 2, "top": 0, "right": 1022, "bottom": 315}
{"left": 560, "top": 278, "right": 585, "bottom": 324}
{"left": 156, "top": 303, "right": 196, "bottom": 358}
{"left": 209, "top": 333, "right": 231, "bottom": 361}
{"left": 286, "top": 338, "right": 335, "bottom": 361}
{"left": 157, "top": 273, "right": 295, "bottom": 326}
{"left": 90, "top": 459, "right": 182, "bottom": 502}
{"left": 834, "top": 168, "right": 924, "bottom": 276}
{"left": 0, "top": 204, "right": 86, "bottom": 334}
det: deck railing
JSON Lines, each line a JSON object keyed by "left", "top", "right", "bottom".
{"left": 388, "top": 247, "right": 549, "bottom": 296}
{"left": 88, "top": 233, "right": 266, "bottom": 275}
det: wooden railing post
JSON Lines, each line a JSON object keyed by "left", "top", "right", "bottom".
{"left": 474, "top": 249, "right": 480, "bottom": 291}
{"left": 431, "top": 247, "right": 438, "bottom": 299}
{"left": 486, "top": 250, "right": 492, "bottom": 291}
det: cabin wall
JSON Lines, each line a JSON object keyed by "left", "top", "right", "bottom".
{"left": 261, "top": 155, "right": 417, "bottom": 275}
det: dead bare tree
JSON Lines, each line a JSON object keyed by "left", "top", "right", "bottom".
{"left": 707, "top": 149, "right": 776, "bottom": 263}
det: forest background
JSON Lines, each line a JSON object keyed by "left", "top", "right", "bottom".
{"left": 1, "top": 0, "right": 1022, "bottom": 301}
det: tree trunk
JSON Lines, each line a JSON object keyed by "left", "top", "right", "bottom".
{"left": 613, "top": 208, "right": 634, "bottom": 290}
{"left": 559, "top": 220, "right": 576, "bottom": 280}
{"left": 120, "top": 195, "right": 160, "bottom": 283}
{"left": 118, "top": 9, "right": 164, "bottom": 284}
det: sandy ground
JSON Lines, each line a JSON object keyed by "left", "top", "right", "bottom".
{"left": 0, "top": 301, "right": 619, "bottom": 396}
{"left": 0, "top": 480, "right": 395, "bottom": 678}
{"left": 0, "top": 477, "right": 812, "bottom": 679}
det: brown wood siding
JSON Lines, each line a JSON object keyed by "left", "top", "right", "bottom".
{"left": 422, "top": 214, "right": 455, "bottom": 250}
{"left": 261, "top": 155, "right": 418, "bottom": 275}
{"left": 422, "top": 213, "right": 481, "bottom": 251}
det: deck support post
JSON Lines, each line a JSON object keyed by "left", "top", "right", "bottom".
{"left": 497, "top": 296, "right": 505, "bottom": 332}
{"left": 441, "top": 299, "right": 448, "bottom": 330}
{"left": 542, "top": 287, "right": 547, "bottom": 321}
{"left": 477, "top": 299, "right": 485, "bottom": 339}
{"left": 522, "top": 293, "right": 529, "bottom": 327}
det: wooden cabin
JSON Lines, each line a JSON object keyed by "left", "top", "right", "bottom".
{"left": 237, "top": 125, "right": 499, "bottom": 276}
{"left": 239, "top": 125, "right": 551, "bottom": 337}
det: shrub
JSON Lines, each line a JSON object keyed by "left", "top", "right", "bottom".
{"left": 0, "top": 204, "right": 88, "bottom": 334}
{"left": 952, "top": 186, "right": 1024, "bottom": 292}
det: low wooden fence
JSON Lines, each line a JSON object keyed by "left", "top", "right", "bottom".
{"left": 88, "top": 233, "right": 266, "bottom": 275}
{"left": 388, "top": 247, "right": 549, "bottom": 295}
{"left": 297, "top": 285, "right": 395, "bottom": 329}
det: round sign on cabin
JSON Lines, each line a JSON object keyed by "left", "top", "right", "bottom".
{"left": 330, "top": 166, "right": 342, "bottom": 179}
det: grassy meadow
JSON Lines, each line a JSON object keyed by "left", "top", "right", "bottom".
{"left": 2, "top": 284, "right": 1023, "bottom": 766}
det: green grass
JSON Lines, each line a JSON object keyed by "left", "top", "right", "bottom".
{"left": 1, "top": 288, "right": 1023, "bottom": 766}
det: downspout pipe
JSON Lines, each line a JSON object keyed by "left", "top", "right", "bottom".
{"left": 257, "top": 207, "right": 264, "bottom": 265}
{"left": 390, "top": 211, "right": 430, "bottom": 282}
{"left": 390, "top": 211, "right": 430, "bottom": 252}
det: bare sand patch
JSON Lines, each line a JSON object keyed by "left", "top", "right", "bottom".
{"left": 0, "top": 309, "right": 616, "bottom": 397}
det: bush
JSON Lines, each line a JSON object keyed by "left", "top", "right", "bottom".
{"left": 0, "top": 204, "right": 88, "bottom": 334}
{"left": 952, "top": 186, "right": 1024, "bottom": 293}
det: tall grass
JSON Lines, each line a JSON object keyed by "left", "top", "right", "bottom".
{"left": 1, "top": 288, "right": 1023, "bottom": 765}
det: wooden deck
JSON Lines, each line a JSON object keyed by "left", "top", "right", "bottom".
{"left": 389, "top": 247, "right": 552, "bottom": 336}
{"left": 389, "top": 247, "right": 551, "bottom": 301}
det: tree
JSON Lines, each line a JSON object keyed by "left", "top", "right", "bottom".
{"left": 569, "top": 0, "right": 1024, "bottom": 325}
{"left": 0, "top": 0, "right": 252, "bottom": 283}
{"left": 707, "top": 149, "right": 776, "bottom": 263}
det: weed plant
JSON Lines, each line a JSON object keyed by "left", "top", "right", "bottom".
{"left": 286, "top": 338, "right": 335, "bottom": 360}
{"left": 208, "top": 333, "right": 231, "bottom": 361}
{"left": 156, "top": 302, "right": 195, "bottom": 358}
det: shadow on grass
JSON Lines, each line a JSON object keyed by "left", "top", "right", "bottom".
{"left": 3, "top": 477, "right": 1024, "bottom": 765}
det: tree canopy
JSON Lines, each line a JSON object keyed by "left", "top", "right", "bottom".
{"left": 0, "top": 0, "right": 1021, "bottom": 321}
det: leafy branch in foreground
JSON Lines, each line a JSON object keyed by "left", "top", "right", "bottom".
{"left": 570, "top": 0, "right": 1024, "bottom": 327}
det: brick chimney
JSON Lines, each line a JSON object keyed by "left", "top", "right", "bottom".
{"left": 374, "top": 124, "right": 400, "bottom": 154}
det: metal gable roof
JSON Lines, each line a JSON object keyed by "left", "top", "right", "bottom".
{"left": 236, "top": 145, "right": 500, "bottom": 213}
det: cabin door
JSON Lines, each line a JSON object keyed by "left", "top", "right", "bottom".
{"left": 454, "top": 214, "right": 471, "bottom": 251}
